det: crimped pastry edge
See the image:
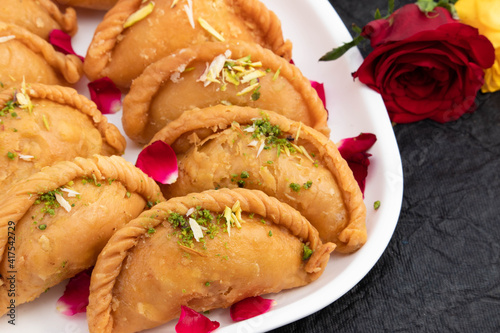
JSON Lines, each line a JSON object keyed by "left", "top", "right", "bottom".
{"left": 0, "top": 22, "right": 83, "bottom": 84}
{"left": 150, "top": 105, "right": 367, "bottom": 253}
{"left": 87, "top": 188, "right": 334, "bottom": 333}
{"left": 83, "top": 0, "right": 292, "bottom": 85}
{"left": 0, "top": 154, "right": 165, "bottom": 261}
{"left": 122, "top": 41, "right": 328, "bottom": 144}
{"left": 0, "top": 83, "right": 126, "bottom": 155}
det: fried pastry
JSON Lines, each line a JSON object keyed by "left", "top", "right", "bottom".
{"left": 87, "top": 188, "right": 335, "bottom": 333}
{"left": 84, "top": 0, "right": 292, "bottom": 89}
{"left": 122, "top": 41, "right": 329, "bottom": 144}
{"left": 150, "top": 105, "right": 366, "bottom": 253}
{"left": 0, "top": 83, "right": 126, "bottom": 193}
{"left": 54, "top": 0, "right": 118, "bottom": 10}
{"left": 0, "top": 0, "right": 77, "bottom": 40}
{"left": 0, "top": 155, "right": 165, "bottom": 316}
{"left": 0, "top": 22, "right": 83, "bottom": 87}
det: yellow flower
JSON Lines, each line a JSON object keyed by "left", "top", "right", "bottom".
{"left": 456, "top": 0, "right": 500, "bottom": 92}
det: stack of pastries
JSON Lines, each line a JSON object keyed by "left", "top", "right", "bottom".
{"left": 0, "top": 1, "right": 368, "bottom": 332}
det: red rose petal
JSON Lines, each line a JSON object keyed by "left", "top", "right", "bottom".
{"left": 310, "top": 80, "right": 327, "bottom": 109}
{"left": 175, "top": 306, "right": 220, "bottom": 333}
{"left": 136, "top": 140, "right": 178, "bottom": 184}
{"left": 337, "top": 133, "right": 377, "bottom": 195}
{"left": 230, "top": 296, "right": 275, "bottom": 322}
{"left": 48, "top": 29, "right": 84, "bottom": 62}
{"left": 56, "top": 269, "right": 92, "bottom": 316}
{"left": 88, "top": 77, "right": 122, "bottom": 114}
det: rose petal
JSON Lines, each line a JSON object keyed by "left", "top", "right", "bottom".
{"left": 310, "top": 80, "right": 327, "bottom": 109}
{"left": 136, "top": 140, "right": 179, "bottom": 184}
{"left": 230, "top": 296, "right": 275, "bottom": 322}
{"left": 48, "top": 29, "right": 84, "bottom": 62}
{"left": 88, "top": 77, "right": 122, "bottom": 114}
{"left": 56, "top": 269, "right": 92, "bottom": 316}
{"left": 175, "top": 306, "right": 220, "bottom": 333}
{"left": 337, "top": 133, "right": 377, "bottom": 195}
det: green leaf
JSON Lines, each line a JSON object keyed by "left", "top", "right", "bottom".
{"left": 388, "top": 0, "right": 395, "bottom": 14}
{"left": 416, "top": 0, "right": 438, "bottom": 13}
{"left": 319, "top": 34, "right": 365, "bottom": 61}
{"left": 436, "top": 0, "right": 459, "bottom": 19}
{"left": 374, "top": 8, "right": 382, "bottom": 20}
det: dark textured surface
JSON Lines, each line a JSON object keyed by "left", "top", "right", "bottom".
{"left": 271, "top": 1, "right": 500, "bottom": 332}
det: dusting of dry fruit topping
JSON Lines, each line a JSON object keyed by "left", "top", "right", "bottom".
{"left": 235, "top": 116, "right": 317, "bottom": 163}
{"left": 198, "top": 17, "right": 225, "bottom": 41}
{"left": 30, "top": 184, "right": 81, "bottom": 229}
{"left": 1, "top": 79, "right": 34, "bottom": 117}
{"left": 166, "top": 202, "right": 245, "bottom": 248}
{"left": 123, "top": 1, "right": 155, "bottom": 29}
{"left": 197, "top": 52, "right": 267, "bottom": 101}
{"left": 302, "top": 243, "right": 313, "bottom": 260}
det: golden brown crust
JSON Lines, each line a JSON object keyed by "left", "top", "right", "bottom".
{"left": 0, "top": 155, "right": 164, "bottom": 261}
{"left": 83, "top": 0, "right": 292, "bottom": 88}
{"left": 36, "top": 0, "right": 79, "bottom": 36}
{"left": 87, "top": 188, "right": 334, "bottom": 333}
{"left": 150, "top": 105, "right": 366, "bottom": 253}
{"left": 0, "top": 22, "right": 83, "bottom": 84}
{"left": 0, "top": 83, "right": 126, "bottom": 154}
{"left": 53, "top": 0, "right": 118, "bottom": 11}
{"left": 0, "top": 0, "right": 78, "bottom": 39}
{"left": 122, "top": 41, "right": 328, "bottom": 144}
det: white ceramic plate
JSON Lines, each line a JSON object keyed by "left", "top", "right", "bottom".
{"left": 0, "top": 0, "right": 403, "bottom": 332}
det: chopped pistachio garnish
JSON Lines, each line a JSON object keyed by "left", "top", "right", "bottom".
{"left": 223, "top": 206, "right": 233, "bottom": 237}
{"left": 123, "top": 1, "right": 155, "bottom": 28}
{"left": 272, "top": 66, "right": 281, "bottom": 81}
{"left": 42, "top": 114, "right": 50, "bottom": 131}
{"left": 167, "top": 207, "right": 222, "bottom": 248}
{"left": 197, "top": 52, "right": 267, "bottom": 101}
{"left": 374, "top": 201, "right": 381, "bottom": 210}
{"left": 295, "top": 122, "right": 302, "bottom": 142}
{"left": 236, "top": 82, "right": 259, "bottom": 96}
{"left": 17, "top": 78, "right": 34, "bottom": 114}
{"left": 268, "top": 230, "right": 273, "bottom": 237}
{"left": 251, "top": 86, "right": 261, "bottom": 101}
{"left": 1, "top": 80, "right": 33, "bottom": 117}
{"left": 302, "top": 244, "right": 313, "bottom": 260}
{"left": 6, "top": 151, "right": 16, "bottom": 160}
{"left": 38, "top": 224, "right": 47, "bottom": 230}
{"left": 289, "top": 183, "right": 301, "bottom": 192}
{"left": 303, "top": 181, "right": 313, "bottom": 189}
{"left": 198, "top": 17, "right": 225, "bottom": 41}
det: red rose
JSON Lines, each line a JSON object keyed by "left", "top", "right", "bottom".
{"left": 353, "top": 4, "right": 495, "bottom": 123}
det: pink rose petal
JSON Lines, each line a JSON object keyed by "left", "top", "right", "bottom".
{"left": 310, "top": 80, "right": 327, "bottom": 109}
{"left": 337, "top": 133, "right": 377, "bottom": 195}
{"left": 175, "top": 306, "right": 220, "bottom": 333}
{"left": 48, "top": 29, "right": 84, "bottom": 62}
{"left": 56, "top": 269, "right": 92, "bottom": 316}
{"left": 88, "top": 77, "right": 122, "bottom": 114}
{"left": 136, "top": 140, "right": 179, "bottom": 184}
{"left": 230, "top": 296, "right": 275, "bottom": 322}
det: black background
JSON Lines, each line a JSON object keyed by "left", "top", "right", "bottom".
{"left": 271, "top": 1, "right": 500, "bottom": 332}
